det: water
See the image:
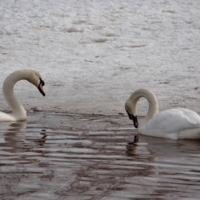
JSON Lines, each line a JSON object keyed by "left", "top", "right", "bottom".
{"left": 1, "top": 112, "right": 200, "bottom": 200}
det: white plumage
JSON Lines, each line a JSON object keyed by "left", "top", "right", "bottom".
{"left": 0, "top": 69, "right": 45, "bottom": 122}
{"left": 125, "top": 89, "right": 200, "bottom": 139}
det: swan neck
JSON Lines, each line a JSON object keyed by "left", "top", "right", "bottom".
{"left": 3, "top": 70, "right": 27, "bottom": 119}
{"left": 145, "top": 92, "right": 159, "bottom": 121}
{"left": 128, "top": 89, "right": 159, "bottom": 121}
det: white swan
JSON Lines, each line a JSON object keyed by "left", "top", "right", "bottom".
{"left": 0, "top": 69, "right": 45, "bottom": 122}
{"left": 125, "top": 89, "right": 200, "bottom": 139}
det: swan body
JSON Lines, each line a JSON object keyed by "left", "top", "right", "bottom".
{"left": 125, "top": 89, "right": 200, "bottom": 139}
{"left": 0, "top": 69, "right": 45, "bottom": 122}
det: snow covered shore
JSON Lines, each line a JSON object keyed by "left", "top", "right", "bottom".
{"left": 0, "top": 0, "right": 200, "bottom": 115}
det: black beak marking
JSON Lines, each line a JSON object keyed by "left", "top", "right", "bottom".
{"left": 38, "top": 78, "right": 45, "bottom": 96}
{"left": 132, "top": 115, "right": 139, "bottom": 128}
{"left": 40, "top": 78, "right": 45, "bottom": 86}
{"left": 126, "top": 110, "right": 139, "bottom": 128}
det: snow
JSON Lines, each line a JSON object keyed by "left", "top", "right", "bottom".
{"left": 0, "top": 0, "right": 200, "bottom": 115}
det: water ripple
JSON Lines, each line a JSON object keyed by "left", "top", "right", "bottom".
{"left": 0, "top": 112, "right": 200, "bottom": 199}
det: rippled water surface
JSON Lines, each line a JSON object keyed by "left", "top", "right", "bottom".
{"left": 1, "top": 112, "right": 200, "bottom": 200}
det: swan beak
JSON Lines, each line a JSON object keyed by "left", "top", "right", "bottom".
{"left": 132, "top": 115, "right": 139, "bottom": 128}
{"left": 38, "top": 79, "right": 45, "bottom": 96}
{"left": 127, "top": 111, "right": 139, "bottom": 128}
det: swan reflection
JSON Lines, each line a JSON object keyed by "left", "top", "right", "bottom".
{"left": 0, "top": 122, "right": 47, "bottom": 153}
{"left": 1, "top": 121, "right": 27, "bottom": 153}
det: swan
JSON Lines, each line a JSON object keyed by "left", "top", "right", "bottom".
{"left": 0, "top": 69, "right": 45, "bottom": 122}
{"left": 125, "top": 89, "right": 200, "bottom": 139}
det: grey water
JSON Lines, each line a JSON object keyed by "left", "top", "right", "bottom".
{"left": 0, "top": 112, "right": 200, "bottom": 200}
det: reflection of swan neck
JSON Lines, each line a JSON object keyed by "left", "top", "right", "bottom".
{"left": 3, "top": 70, "right": 28, "bottom": 120}
{"left": 128, "top": 89, "right": 159, "bottom": 122}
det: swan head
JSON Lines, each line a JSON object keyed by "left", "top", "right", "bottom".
{"left": 126, "top": 110, "right": 139, "bottom": 128}
{"left": 28, "top": 70, "right": 45, "bottom": 96}
{"left": 125, "top": 100, "right": 139, "bottom": 128}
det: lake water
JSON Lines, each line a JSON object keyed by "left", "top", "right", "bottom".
{"left": 0, "top": 112, "right": 200, "bottom": 200}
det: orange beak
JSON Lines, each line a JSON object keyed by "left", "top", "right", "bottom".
{"left": 38, "top": 78, "right": 45, "bottom": 96}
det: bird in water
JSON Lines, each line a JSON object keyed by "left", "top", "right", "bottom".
{"left": 0, "top": 69, "right": 45, "bottom": 122}
{"left": 125, "top": 89, "right": 200, "bottom": 139}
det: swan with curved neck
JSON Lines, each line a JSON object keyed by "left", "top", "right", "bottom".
{"left": 125, "top": 89, "right": 200, "bottom": 139}
{"left": 0, "top": 69, "right": 45, "bottom": 122}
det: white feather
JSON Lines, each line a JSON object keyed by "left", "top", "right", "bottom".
{"left": 0, "top": 69, "right": 45, "bottom": 122}
{"left": 125, "top": 89, "right": 200, "bottom": 139}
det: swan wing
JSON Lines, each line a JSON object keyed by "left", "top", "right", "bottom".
{"left": 146, "top": 108, "right": 200, "bottom": 134}
{"left": 177, "top": 108, "right": 200, "bottom": 124}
